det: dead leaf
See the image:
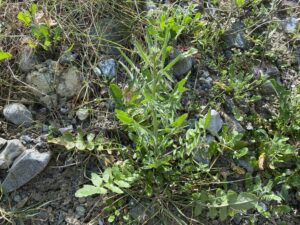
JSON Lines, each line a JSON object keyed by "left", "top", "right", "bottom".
{"left": 34, "top": 11, "right": 57, "bottom": 27}
{"left": 258, "top": 153, "right": 266, "bottom": 170}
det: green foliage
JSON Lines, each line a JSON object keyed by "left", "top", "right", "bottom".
{"left": 17, "top": 3, "right": 61, "bottom": 50}
{"left": 235, "top": 0, "right": 245, "bottom": 8}
{"left": 75, "top": 162, "right": 138, "bottom": 197}
{"left": 0, "top": 51, "right": 12, "bottom": 60}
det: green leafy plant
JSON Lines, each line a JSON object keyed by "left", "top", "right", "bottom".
{"left": 0, "top": 51, "right": 12, "bottom": 61}
{"left": 17, "top": 3, "right": 61, "bottom": 50}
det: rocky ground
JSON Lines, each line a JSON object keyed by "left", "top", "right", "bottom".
{"left": 0, "top": 0, "right": 300, "bottom": 225}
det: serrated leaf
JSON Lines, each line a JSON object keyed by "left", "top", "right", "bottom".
{"left": 115, "top": 109, "right": 134, "bottom": 125}
{"left": 114, "top": 180, "right": 131, "bottom": 188}
{"left": 105, "top": 183, "right": 124, "bottom": 194}
{"left": 91, "top": 173, "right": 103, "bottom": 186}
{"left": 29, "top": 3, "right": 37, "bottom": 15}
{"left": 75, "top": 185, "right": 107, "bottom": 197}
{"left": 17, "top": 11, "right": 31, "bottom": 26}
{"left": 235, "top": 0, "right": 245, "bottom": 8}
{"left": 0, "top": 51, "right": 12, "bottom": 60}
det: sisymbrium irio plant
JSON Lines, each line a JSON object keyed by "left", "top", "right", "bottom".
{"left": 76, "top": 6, "right": 279, "bottom": 224}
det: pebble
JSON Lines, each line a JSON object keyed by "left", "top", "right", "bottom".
{"left": 95, "top": 58, "right": 117, "bottom": 78}
{"left": 75, "top": 205, "right": 86, "bottom": 218}
{"left": 76, "top": 108, "right": 89, "bottom": 121}
{"left": 0, "top": 139, "right": 25, "bottom": 169}
{"left": 207, "top": 110, "right": 224, "bottom": 136}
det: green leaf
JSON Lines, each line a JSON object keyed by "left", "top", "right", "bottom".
{"left": 208, "top": 207, "right": 218, "bottom": 219}
{"left": 171, "top": 113, "right": 188, "bottom": 127}
{"left": 219, "top": 207, "right": 228, "bottom": 221}
{"left": 114, "top": 180, "right": 131, "bottom": 188}
{"left": 0, "top": 51, "right": 12, "bottom": 60}
{"left": 75, "top": 185, "right": 107, "bottom": 197}
{"left": 91, "top": 173, "right": 103, "bottom": 186}
{"left": 108, "top": 215, "right": 115, "bottom": 223}
{"left": 115, "top": 109, "right": 134, "bottom": 125}
{"left": 231, "top": 192, "right": 258, "bottom": 210}
{"left": 105, "top": 183, "right": 124, "bottom": 194}
{"left": 29, "top": 3, "right": 37, "bottom": 15}
{"left": 204, "top": 110, "right": 212, "bottom": 130}
{"left": 235, "top": 0, "right": 245, "bottom": 8}
{"left": 17, "top": 11, "right": 31, "bottom": 26}
{"left": 103, "top": 168, "right": 112, "bottom": 183}
{"left": 110, "top": 84, "right": 123, "bottom": 108}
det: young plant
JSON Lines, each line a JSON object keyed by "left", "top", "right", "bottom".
{"left": 17, "top": 3, "right": 61, "bottom": 50}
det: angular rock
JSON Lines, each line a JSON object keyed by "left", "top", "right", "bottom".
{"left": 95, "top": 59, "right": 117, "bottom": 78}
{"left": 76, "top": 108, "right": 89, "bottom": 121}
{"left": 207, "top": 110, "right": 223, "bottom": 136}
{"left": 2, "top": 149, "right": 51, "bottom": 193}
{"left": 252, "top": 63, "right": 280, "bottom": 78}
{"left": 57, "top": 66, "right": 82, "bottom": 98}
{"left": 261, "top": 80, "right": 277, "bottom": 95}
{"left": 3, "top": 103, "right": 33, "bottom": 126}
{"left": 0, "top": 139, "right": 25, "bottom": 169}
{"left": 224, "top": 22, "right": 250, "bottom": 49}
{"left": 170, "top": 49, "right": 193, "bottom": 79}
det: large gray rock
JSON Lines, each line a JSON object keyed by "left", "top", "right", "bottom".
{"left": 0, "top": 139, "right": 25, "bottom": 169}
{"left": 2, "top": 149, "right": 51, "bottom": 193}
{"left": 170, "top": 49, "right": 193, "bottom": 79}
{"left": 94, "top": 59, "right": 117, "bottom": 78}
{"left": 3, "top": 103, "right": 33, "bottom": 126}
{"left": 207, "top": 110, "right": 223, "bottom": 136}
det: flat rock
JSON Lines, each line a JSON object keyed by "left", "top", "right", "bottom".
{"left": 2, "top": 149, "right": 51, "bottom": 193}
{"left": 0, "top": 139, "right": 25, "bottom": 169}
{"left": 207, "top": 110, "right": 223, "bottom": 136}
{"left": 224, "top": 22, "right": 250, "bottom": 49}
{"left": 3, "top": 103, "right": 33, "bottom": 126}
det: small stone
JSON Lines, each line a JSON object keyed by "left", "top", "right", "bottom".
{"left": 224, "top": 22, "right": 250, "bottom": 49}
{"left": 145, "top": 1, "right": 157, "bottom": 11}
{"left": 95, "top": 59, "right": 117, "bottom": 78}
{"left": 13, "top": 194, "right": 22, "bottom": 203}
{"left": 58, "top": 125, "right": 73, "bottom": 134}
{"left": 2, "top": 149, "right": 51, "bottom": 193}
{"left": 207, "top": 110, "right": 223, "bottom": 136}
{"left": 20, "top": 135, "right": 33, "bottom": 144}
{"left": 233, "top": 213, "right": 243, "bottom": 225}
{"left": 59, "top": 51, "right": 77, "bottom": 64}
{"left": 0, "top": 139, "right": 25, "bottom": 169}
{"left": 76, "top": 108, "right": 89, "bottom": 121}
{"left": 282, "top": 17, "right": 299, "bottom": 34}
{"left": 170, "top": 49, "right": 193, "bottom": 79}
{"left": 3, "top": 103, "right": 33, "bottom": 126}
{"left": 75, "top": 205, "right": 86, "bottom": 218}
